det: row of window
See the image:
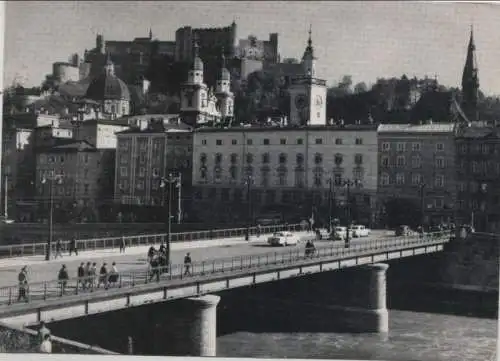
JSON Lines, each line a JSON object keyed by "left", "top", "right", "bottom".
{"left": 119, "top": 136, "right": 192, "bottom": 151}
{"left": 380, "top": 173, "right": 445, "bottom": 187}
{"left": 202, "top": 137, "right": 366, "bottom": 146}
{"left": 457, "top": 181, "right": 491, "bottom": 193}
{"left": 37, "top": 184, "right": 90, "bottom": 195}
{"left": 120, "top": 167, "right": 161, "bottom": 178}
{"left": 39, "top": 154, "right": 90, "bottom": 164}
{"left": 459, "top": 143, "right": 500, "bottom": 155}
{"left": 381, "top": 142, "right": 445, "bottom": 152}
{"left": 198, "top": 167, "right": 364, "bottom": 188}
{"left": 459, "top": 160, "right": 500, "bottom": 174}
{"left": 200, "top": 152, "right": 364, "bottom": 166}
{"left": 381, "top": 156, "right": 446, "bottom": 168}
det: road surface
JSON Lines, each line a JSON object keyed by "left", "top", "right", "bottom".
{"left": 0, "top": 230, "right": 394, "bottom": 289}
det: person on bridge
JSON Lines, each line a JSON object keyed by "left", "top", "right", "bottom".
{"left": 57, "top": 265, "right": 69, "bottom": 295}
{"left": 77, "top": 262, "right": 86, "bottom": 290}
{"left": 90, "top": 262, "right": 97, "bottom": 289}
{"left": 119, "top": 236, "right": 126, "bottom": 253}
{"left": 84, "top": 262, "right": 91, "bottom": 288}
{"left": 147, "top": 246, "right": 156, "bottom": 264}
{"left": 17, "top": 266, "right": 29, "bottom": 302}
{"left": 38, "top": 321, "right": 51, "bottom": 343}
{"left": 149, "top": 257, "right": 161, "bottom": 282}
{"left": 39, "top": 333, "right": 52, "bottom": 353}
{"left": 184, "top": 252, "right": 192, "bottom": 276}
{"left": 305, "top": 240, "right": 316, "bottom": 257}
{"left": 55, "top": 239, "right": 63, "bottom": 259}
{"left": 108, "top": 262, "right": 119, "bottom": 287}
{"left": 69, "top": 238, "right": 78, "bottom": 256}
{"left": 98, "top": 263, "right": 109, "bottom": 289}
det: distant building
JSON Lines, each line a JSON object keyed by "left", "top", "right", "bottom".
{"left": 455, "top": 125, "right": 500, "bottom": 232}
{"left": 114, "top": 118, "right": 193, "bottom": 219}
{"left": 238, "top": 33, "right": 279, "bottom": 79}
{"left": 377, "top": 122, "right": 458, "bottom": 228}
{"left": 191, "top": 124, "right": 378, "bottom": 225}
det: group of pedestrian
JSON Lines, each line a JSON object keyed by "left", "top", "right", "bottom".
{"left": 147, "top": 245, "right": 193, "bottom": 281}
{"left": 54, "top": 238, "right": 79, "bottom": 259}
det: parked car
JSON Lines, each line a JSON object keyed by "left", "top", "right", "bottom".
{"left": 350, "top": 225, "right": 370, "bottom": 237}
{"left": 267, "top": 231, "right": 299, "bottom": 246}
{"left": 333, "top": 226, "right": 347, "bottom": 241}
{"left": 395, "top": 225, "right": 414, "bottom": 237}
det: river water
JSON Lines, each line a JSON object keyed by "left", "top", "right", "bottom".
{"left": 217, "top": 309, "right": 497, "bottom": 361}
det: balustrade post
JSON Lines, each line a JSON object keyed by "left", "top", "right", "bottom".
{"left": 212, "top": 260, "right": 215, "bottom": 273}
{"left": 202, "top": 261, "right": 205, "bottom": 274}
{"left": 132, "top": 274, "right": 135, "bottom": 287}
{"left": 266, "top": 253, "right": 269, "bottom": 265}
{"left": 240, "top": 256, "right": 243, "bottom": 270}
{"left": 8, "top": 287, "right": 11, "bottom": 305}
{"left": 274, "top": 252, "right": 277, "bottom": 263}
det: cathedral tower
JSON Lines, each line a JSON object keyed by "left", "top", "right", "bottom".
{"left": 215, "top": 47, "right": 234, "bottom": 119}
{"left": 288, "top": 26, "right": 327, "bottom": 126}
{"left": 461, "top": 26, "right": 479, "bottom": 123}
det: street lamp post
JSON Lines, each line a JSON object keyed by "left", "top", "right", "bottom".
{"left": 160, "top": 173, "right": 181, "bottom": 267}
{"left": 41, "top": 172, "right": 63, "bottom": 261}
{"left": 244, "top": 175, "right": 253, "bottom": 241}
{"left": 327, "top": 177, "right": 335, "bottom": 232}
{"left": 419, "top": 183, "right": 426, "bottom": 229}
{"left": 342, "top": 179, "right": 361, "bottom": 248}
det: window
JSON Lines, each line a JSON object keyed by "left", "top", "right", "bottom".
{"left": 280, "top": 138, "right": 287, "bottom": 145}
{"left": 382, "top": 142, "right": 390, "bottom": 151}
{"left": 152, "top": 168, "right": 159, "bottom": 177}
{"left": 296, "top": 153, "right": 304, "bottom": 165}
{"left": 200, "top": 153, "right": 207, "bottom": 163}
{"left": 48, "top": 156, "right": 55, "bottom": 163}
{"left": 396, "top": 173, "right": 405, "bottom": 185}
{"left": 412, "top": 142, "right": 421, "bottom": 152}
{"left": 335, "top": 138, "right": 342, "bottom": 145}
{"left": 435, "top": 157, "right": 445, "bottom": 169}
{"left": 460, "top": 144, "right": 467, "bottom": 154}
{"left": 139, "top": 167, "right": 145, "bottom": 177}
{"left": 354, "top": 154, "right": 363, "bottom": 165}
{"left": 381, "top": 173, "right": 390, "bottom": 185}
{"left": 231, "top": 139, "right": 237, "bottom": 145}
{"left": 216, "top": 139, "right": 223, "bottom": 146}
{"left": 315, "top": 138, "right": 323, "bottom": 145}
{"left": 215, "top": 153, "right": 222, "bottom": 164}
{"left": 279, "top": 153, "right": 287, "bottom": 164}
{"left": 120, "top": 167, "right": 127, "bottom": 176}
{"left": 83, "top": 154, "right": 89, "bottom": 164}
{"left": 263, "top": 139, "right": 270, "bottom": 145}
{"left": 458, "top": 181, "right": 466, "bottom": 192}
{"left": 60, "top": 156, "right": 65, "bottom": 163}
{"left": 314, "top": 153, "right": 323, "bottom": 164}
{"left": 83, "top": 169, "right": 88, "bottom": 179}
{"left": 39, "top": 155, "right": 46, "bottom": 164}
{"left": 313, "top": 169, "right": 323, "bottom": 187}
{"left": 411, "top": 156, "right": 421, "bottom": 168}
{"left": 214, "top": 168, "right": 222, "bottom": 183}
{"left": 230, "top": 153, "right": 238, "bottom": 164}
{"left": 434, "top": 175, "right": 444, "bottom": 187}
{"left": 396, "top": 156, "right": 405, "bottom": 167}
{"left": 381, "top": 156, "right": 389, "bottom": 167}
{"left": 262, "top": 153, "right": 270, "bottom": 164}
{"left": 334, "top": 154, "right": 343, "bottom": 166}
{"left": 353, "top": 168, "right": 363, "bottom": 182}
{"left": 230, "top": 166, "right": 238, "bottom": 181}
{"left": 261, "top": 168, "right": 270, "bottom": 187}
{"left": 297, "top": 138, "right": 303, "bottom": 145}
{"left": 140, "top": 154, "right": 146, "bottom": 163}
{"left": 355, "top": 138, "right": 363, "bottom": 145}
{"left": 411, "top": 173, "right": 421, "bottom": 185}
{"left": 334, "top": 173, "right": 342, "bottom": 185}
{"left": 247, "top": 139, "right": 253, "bottom": 145}
{"left": 278, "top": 169, "right": 287, "bottom": 186}
{"left": 472, "top": 161, "right": 479, "bottom": 173}
{"left": 120, "top": 155, "right": 128, "bottom": 164}
{"left": 436, "top": 143, "right": 444, "bottom": 151}
{"left": 246, "top": 153, "right": 253, "bottom": 164}
{"left": 201, "top": 139, "right": 207, "bottom": 145}
{"left": 137, "top": 181, "right": 144, "bottom": 190}
{"left": 397, "top": 142, "right": 406, "bottom": 152}
{"left": 435, "top": 198, "right": 444, "bottom": 209}
{"left": 295, "top": 169, "right": 305, "bottom": 188}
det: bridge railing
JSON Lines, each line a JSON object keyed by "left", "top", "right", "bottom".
{"left": 0, "top": 232, "right": 449, "bottom": 307}
{"left": 0, "top": 223, "right": 305, "bottom": 259}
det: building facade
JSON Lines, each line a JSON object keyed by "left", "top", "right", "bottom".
{"left": 455, "top": 126, "right": 500, "bottom": 232}
{"left": 192, "top": 125, "right": 378, "bottom": 225}
{"left": 114, "top": 119, "right": 193, "bottom": 219}
{"left": 377, "top": 123, "right": 458, "bottom": 228}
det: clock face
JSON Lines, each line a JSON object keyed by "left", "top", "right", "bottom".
{"left": 295, "top": 94, "right": 307, "bottom": 109}
{"left": 316, "top": 95, "right": 323, "bottom": 106}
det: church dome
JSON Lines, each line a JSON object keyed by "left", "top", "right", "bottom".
{"left": 193, "top": 56, "right": 204, "bottom": 71}
{"left": 220, "top": 68, "right": 230, "bottom": 81}
{"left": 85, "top": 72, "right": 130, "bottom": 101}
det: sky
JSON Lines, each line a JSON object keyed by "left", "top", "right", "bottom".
{"left": 4, "top": 1, "right": 500, "bottom": 95}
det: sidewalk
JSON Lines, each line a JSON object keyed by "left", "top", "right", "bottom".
{"left": 0, "top": 232, "right": 310, "bottom": 269}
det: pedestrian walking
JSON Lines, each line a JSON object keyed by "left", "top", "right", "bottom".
{"left": 39, "top": 334, "right": 52, "bottom": 353}
{"left": 149, "top": 257, "right": 160, "bottom": 282}
{"left": 57, "top": 265, "right": 69, "bottom": 295}
{"left": 77, "top": 262, "right": 86, "bottom": 290}
{"left": 98, "top": 263, "right": 108, "bottom": 289}
{"left": 108, "top": 262, "right": 119, "bottom": 287}
{"left": 183, "top": 252, "right": 192, "bottom": 276}
{"left": 119, "top": 236, "right": 126, "bottom": 253}
{"left": 90, "top": 262, "right": 97, "bottom": 289}
{"left": 17, "top": 266, "right": 29, "bottom": 302}
{"left": 55, "top": 239, "right": 63, "bottom": 259}
{"left": 256, "top": 224, "right": 262, "bottom": 238}
{"left": 84, "top": 262, "right": 91, "bottom": 288}
{"left": 147, "top": 246, "right": 156, "bottom": 264}
{"left": 69, "top": 237, "right": 78, "bottom": 256}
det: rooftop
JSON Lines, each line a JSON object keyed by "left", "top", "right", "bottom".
{"left": 377, "top": 123, "right": 456, "bottom": 134}
{"left": 457, "top": 125, "right": 500, "bottom": 139}
{"left": 195, "top": 124, "right": 379, "bottom": 133}
{"left": 36, "top": 140, "right": 96, "bottom": 153}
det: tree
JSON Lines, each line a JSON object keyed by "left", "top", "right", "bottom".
{"left": 354, "top": 82, "right": 367, "bottom": 94}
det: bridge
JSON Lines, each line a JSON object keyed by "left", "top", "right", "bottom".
{"left": 0, "top": 231, "right": 450, "bottom": 355}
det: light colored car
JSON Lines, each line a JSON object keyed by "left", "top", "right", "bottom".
{"left": 267, "top": 231, "right": 299, "bottom": 246}
{"left": 350, "top": 225, "right": 370, "bottom": 237}
{"left": 333, "top": 226, "right": 347, "bottom": 240}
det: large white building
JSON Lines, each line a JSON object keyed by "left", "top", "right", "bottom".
{"left": 191, "top": 124, "right": 379, "bottom": 225}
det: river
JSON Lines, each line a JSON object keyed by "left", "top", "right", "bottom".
{"left": 217, "top": 309, "right": 497, "bottom": 361}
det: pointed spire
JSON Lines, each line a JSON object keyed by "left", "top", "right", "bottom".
{"left": 221, "top": 46, "right": 226, "bottom": 68}
{"left": 308, "top": 24, "right": 312, "bottom": 48}
{"left": 461, "top": 25, "right": 479, "bottom": 122}
{"left": 193, "top": 34, "right": 200, "bottom": 58}
{"left": 149, "top": 28, "right": 153, "bottom": 39}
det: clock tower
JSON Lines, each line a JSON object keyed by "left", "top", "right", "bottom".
{"left": 288, "top": 26, "right": 327, "bottom": 126}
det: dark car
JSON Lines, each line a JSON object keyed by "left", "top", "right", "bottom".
{"left": 395, "top": 225, "right": 413, "bottom": 237}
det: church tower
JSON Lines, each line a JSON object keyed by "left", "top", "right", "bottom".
{"left": 215, "top": 47, "right": 234, "bottom": 119}
{"left": 288, "top": 26, "right": 327, "bottom": 126}
{"left": 180, "top": 37, "right": 209, "bottom": 126}
{"left": 461, "top": 26, "right": 479, "bottom": 123}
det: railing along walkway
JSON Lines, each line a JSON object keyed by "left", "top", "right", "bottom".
{"left": 0, "top": 223, "right": 304, "bottom": 259}
{"left": 0, "top": 232, "right": 450, "bottom": 308}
